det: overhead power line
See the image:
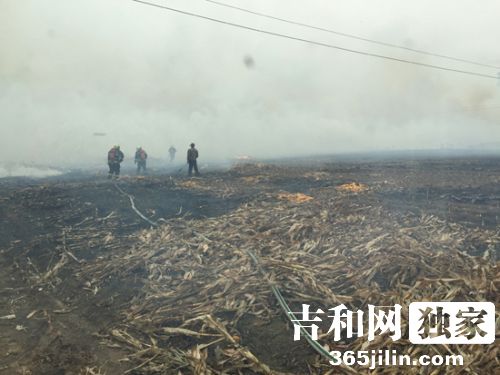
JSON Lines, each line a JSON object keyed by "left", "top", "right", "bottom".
{"left": 206, "top": 0, "right": 500, "bottom": 70}
{"left": 132, "top": 0, "right": 499, "bottom": 80}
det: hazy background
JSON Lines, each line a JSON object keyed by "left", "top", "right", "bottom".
{"left": 1, "top": 0, "right": 500, "bottom": 168}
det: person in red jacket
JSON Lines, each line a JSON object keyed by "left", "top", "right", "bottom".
{"left": 134, "top": 147, "right": 148, "bottom": 174}
{"left": 107, "top": 145, "right": 124, "bottom": 179}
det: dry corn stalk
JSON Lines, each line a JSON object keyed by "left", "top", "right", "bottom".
{"left": 277, "top": 192, "right": 314, "bottom": 203}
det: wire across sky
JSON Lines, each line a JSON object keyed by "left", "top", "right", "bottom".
{"left": 205, "top": 0, "right": 500, "bottom": 71}
{"left": 132, "top": 0, "right": 499, "bottom": 80}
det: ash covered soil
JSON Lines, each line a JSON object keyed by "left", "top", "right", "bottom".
{"left": 0, "top": 157, "right": 499, "bottom": 374}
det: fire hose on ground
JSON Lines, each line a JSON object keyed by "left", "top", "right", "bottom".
{"left": 112, "top": 181, "right": 339, "bottom": 365}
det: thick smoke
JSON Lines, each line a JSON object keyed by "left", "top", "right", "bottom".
{"left": 1, "top": 0, "right": 499, "bottom": 168}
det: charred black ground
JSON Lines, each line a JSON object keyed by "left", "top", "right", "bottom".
{"left": 0, "top": 156, "right": 499, "bottom": 374}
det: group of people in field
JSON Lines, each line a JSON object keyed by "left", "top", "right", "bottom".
{"left": 107, "top": 143, "right": 199, "bottom": 178}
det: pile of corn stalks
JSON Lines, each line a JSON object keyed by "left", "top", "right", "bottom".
{"left": 336, "top": 182, "right": 369, "bottom": 193}
{"left": 80, "top": 168, "right": 499, "bottom": 374}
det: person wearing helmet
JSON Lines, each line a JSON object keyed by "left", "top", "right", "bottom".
{"left": 134, "top": 146, "right": 148, "bottom": 174}
{"left": 187, "top": 143, "right": 200, "bottom": 176}
{"left": 107, "top": 145, "right": 124, "bottom": 179}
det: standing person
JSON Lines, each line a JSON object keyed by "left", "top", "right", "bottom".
{"left": 187, "top": 143, "right": 200, "bottom": 176}
{"left": 168, "top": 145, "right": 176, "bottom": 162}
{"left": 107, "top": 145, "right": 124, "bottom": 179}
{"left": 134, "top": 146, "right": 148, "bottom": 174}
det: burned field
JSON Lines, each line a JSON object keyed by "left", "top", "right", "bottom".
{"left": 0, "top": 157, "right": 499, "bottom": 374}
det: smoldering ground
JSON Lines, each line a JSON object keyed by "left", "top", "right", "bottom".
{"left": 0, "top": 157, "right": 499, "bottom": 373}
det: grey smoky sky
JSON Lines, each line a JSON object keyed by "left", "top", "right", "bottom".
{"left": 1, "top": 0, "right": 500, "bottom": 166}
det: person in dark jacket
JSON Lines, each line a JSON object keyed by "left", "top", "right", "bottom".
{"left": 168, "top": 145, "right": 176, "bottom": 162}
{"left": 187, "top": 143, "right": 200, "bottom": 176}
{"left": 134, "top": 147, "right": 148, "bottom": 174}
{"left": 107, "top": 145, "right": 124, "bottom": 179}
